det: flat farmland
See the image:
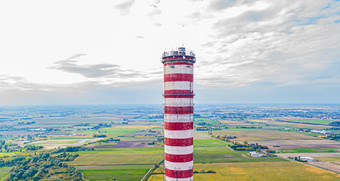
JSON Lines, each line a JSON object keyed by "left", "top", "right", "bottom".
{"left": 249, "top": 119, "right": 332, "bottom": 129}
{"left": 220, "top": 120, "right": 242, "bottom": 124}
{"left": 277, "top": 118, "right": 336, "bottom": 125}
{"left": 27, "top": 138, "right": 94, "bottom": 149}
{"left": 69, "top": 147, "right": 163, "bottom": 180}
{"left": 248, "top": 139, "right": 339, "bottom": 146}
{"left": 194, "top": 130, "right": 213, "bottom": 139}
{"left": 316, "top": 157, "right": 340, "bottom": 162}
{"left": 148, "top": 162, "right": 340, "bottom": 181}
{"left": 277, "top": 152, "right": 340, "bottom": 158}
{"left": 194, "top": 139, "right": 232, "bottom": 147}
{"left": 279, "top": 148, "right": 340, "bottom": 153}
{"left": 17, "top": 116, "right": 120, "bottom": 128}
{"left": 193, "top": 139, "right": 285, "bottom": 163}
{"left": 118, "top": 136, "right": 157, "bottom": 142}
{"left": 85, "top": 141, "right": 157, "bottom": 148}
{"left": 69, "top": 147, "right": 163, "bottom": 166}
{"left": 75, "top": 125, "right": 157, "bottom": 137}
{"left": 214, "top": 129, "right": 317, "bottom": 141}
{"left": 79, "top": 166, "right": 150, "bottom": 181}
{"left": 0, "top": 167, "right": 11, "bottom": 179}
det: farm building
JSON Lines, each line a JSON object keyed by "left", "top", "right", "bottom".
{"left": 249, "top": 152, "right": 263, "bottom": 157}
{"left": 311, "top": 130, "right": 333, "bottom": 134}
{"left": 300, "top": 157, "right": 315, "bottom": 162}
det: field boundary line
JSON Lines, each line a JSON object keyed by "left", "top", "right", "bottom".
{"left": 141, "top": 159, "right": 164, "bottom": 181}
{"left": 141, "top": 168, "right": 152, "bottom": 181}
{"left": 226, "top": 145, "right": 234, "bottom": 151}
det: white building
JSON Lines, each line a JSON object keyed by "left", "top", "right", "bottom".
{"left": 249, "top": 152, "right": 263, "bottom": 157}
{"left": 300, "top": 157, "right": 315, "bottom": 162}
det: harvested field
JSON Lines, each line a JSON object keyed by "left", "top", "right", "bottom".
{"left": 248, "top": 139, "right": 338, "bottom": 146}
{"left": 194, "top": 130, "right": 213, "bottom": 139}
{"left": 220, "top": 120, "right": 241, "bottom": 124}
{"left": 250, "top": 119, "right": 333, "bottom": 129}
{"left": 279, "top": 148, "right": 340, "bottom": 153}
{"left": 28, "top": 138, "right": 93, "bottom": 149}
{"left": 148, "top": 162, "right": 340, "bottom": 181}
{"left": 84, "top": 141, "right": 157, "bottom": 148}
{"left": 309, "top": 161, "right": 340, "bottom": 173}
{"left": 276, "top": 118, "right": 335, "bottom": 125}
{"left": 316, "top": 157, "right": 340, "bottom": 162}
{"left": 215, "top": 130, "right": 317, "bottom": 141}
{"left": 279, "top": 144, "right": 340, "bottom": 149}
{"left": 277, "top": 153, "right": 340, "bottom": 159}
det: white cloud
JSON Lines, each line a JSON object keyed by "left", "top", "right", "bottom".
{"left": 0, "top": 0, "right": 339, "bottom": 104}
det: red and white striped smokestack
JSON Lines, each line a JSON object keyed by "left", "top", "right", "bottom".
{"left": 162, "top": 47, "right": 196, "bottom": 181}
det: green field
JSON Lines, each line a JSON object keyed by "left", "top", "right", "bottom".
{"left": 79, "top": 167, "right": 149, "bottom": 181}
{"left": 193, "top": 139, "right": 285, "bottom": 163}
{"left": 0, "top": 153, "right": 14, "bottom": 157}
{"left": 69, "top": 147, "right": 163, "bottom": 180}
{"left": 194, "top": 118, "right": 221, "bottom": 125}
{"left": 0, "top": 167, "right": 11, "bottom": 179}
{"left": 279, "top": 148, "right": 340, "bottom": 153}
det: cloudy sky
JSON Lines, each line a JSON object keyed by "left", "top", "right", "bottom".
{"left": 0, "top": 0, "right": 340, "bottom": 105}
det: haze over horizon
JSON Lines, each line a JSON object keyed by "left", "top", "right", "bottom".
{"left": 1, "top": 0, "right": 340, "bottom": 106}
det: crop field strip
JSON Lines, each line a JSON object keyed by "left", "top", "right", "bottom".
{"left": 248, "top": 119, "right": 333, "bottom": 129}
{"left": 277, "top": 118, "right": 336, "bottom": 125}
{"left": 214, "top": 129, "right": 318, "bottom": 141}
{"left": 68, "top": 147, "right": 164, "bottom": 180}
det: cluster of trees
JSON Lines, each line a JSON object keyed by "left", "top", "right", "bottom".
{"left": 24, "top": 145, "right": 43, "bottom": 151}
{"left": 326, "top": 134, "right": 340, "bottom": 141}
{"left": 211, "top": 135, "right": 237, "bottom": 142}
{"left": 157, "top": 136, "right": 164, "bottom": 141}
{"left": 230, "top": 141, "right": 268, "bottom": 151}
{"left": 93, "top": 134, "right": 107, "bottom": 138}
{"left": 45, "top": 128, "right": 60, "bottom": 132}
{"left": 17, "top": 121, "right": 36, "bottom": 126}
{"left": 74, "top": 123, "right": 90, "bottom": 126}
{"left": 0, "top": 140, "right": 6, "bottom": 150}
{"left": 52, "top": 146, "right": 82, "bottom": 153}
{"left": 329, "top": 121, "right": 340, "bottom": 127}
{"left": 92, "top": 123, "right": 111, "bottom": 130}
{"left": 193, "top": 170, "right": 216, "bottom": 173}
{"left": 196, "top": 127, "right": 210, "bottom": 131}
{"left": 2, "top": 151, "right": 84, "bottom": 181}
{"left": 235, "top": 126, "right": 262, "bottom": 129}
{"left": 55, "top": 152, "right": 79, "bottom": 161}
{"left": 96, "top": 138, "right": 120, "bottom": 143}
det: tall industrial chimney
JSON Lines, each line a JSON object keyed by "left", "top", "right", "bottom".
{"left": 162, "top": 47, "right": 196, "bottom": 181}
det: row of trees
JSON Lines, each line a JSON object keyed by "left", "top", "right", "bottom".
{"left": 230, "top": 141, "right": 268, "bottom": 151}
